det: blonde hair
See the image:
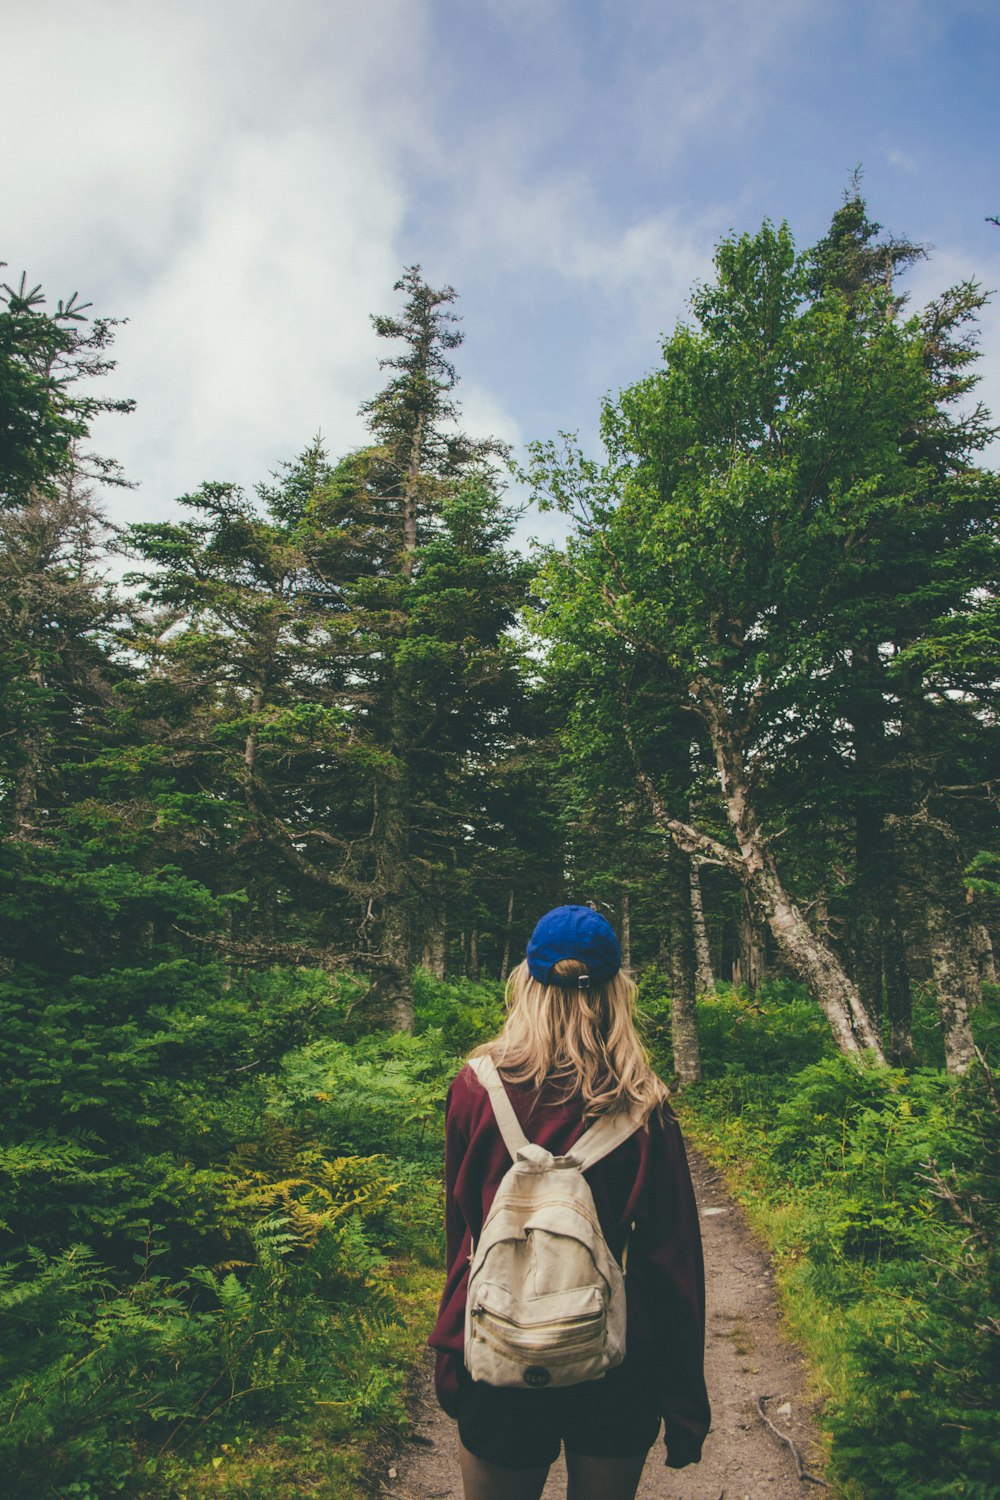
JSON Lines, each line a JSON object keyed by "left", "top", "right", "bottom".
{"left": 470, "top": 957, "right": 669, "bottom": 1124}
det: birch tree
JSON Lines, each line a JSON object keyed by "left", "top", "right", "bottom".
{"left": 529, "top": 200, "right": 998, "bottom": 1069}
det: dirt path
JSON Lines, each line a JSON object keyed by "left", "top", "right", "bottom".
{"left": 376, "top": 1148, "right": 828, "bottom": 1499}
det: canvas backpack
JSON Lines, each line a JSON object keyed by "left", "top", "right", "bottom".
{"left": 463, "top": 1054, "right": 641, "bottom": 1390}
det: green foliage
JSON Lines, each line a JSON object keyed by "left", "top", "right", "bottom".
{"left": 3, "top": 216, "right": 998, "bottom": 1500}
{"left": 117, "top": 274, "right": 535, "bottom": 1019}
{"left": 696, "top": 983, "right": 833, "bottom": 1079}
{"left": 0, "top": 969, "right": 474, "bottom": 1495}
{"left": 684, "top": 981, "right": 1000, "bottom": 1498}
{"left": 527, "top": 194, "right": 1000, "bottom": 1070}
{"left": 274, "top": 1027, "right": 462, "bottom": 1160}
{"left": 0, "top": 1210, "right": 400, "bottom": 1498}
{"left": 0, "top": 270, "right": 132, "bottom": 504}
{"left": 413, "top": 967, "right": 505, "bottom": 1051}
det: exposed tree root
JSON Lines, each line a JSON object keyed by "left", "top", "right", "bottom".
{"left": 755, "top": 1394, "right": 826, "bottom": 1486}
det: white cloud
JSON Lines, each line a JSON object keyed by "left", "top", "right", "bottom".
{"left": 2, "top": 0, "right": 429, "bottom": 522}
{"left": 102, "top": 122, "right": 406, "bottom": 508}
{"left": 4, "top": 0, "right": 996, "bottom": 553}
{"left": 430, "top": 135, "right": 717, "bottom": 361}
{"left": 403, "top": 0, "right": 823, "bottom": 395}
{"left": 456, "top": 381, "right": 524, "bottom": 454}
{"left": 887, "top": 148, "right": 918, "bottom": 174}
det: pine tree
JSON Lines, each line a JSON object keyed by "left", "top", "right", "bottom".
{"left": 0, "top": 270, "right": 132, "bottom": 506}
{"left": 0, "top": 478, "right": 118, "bottom": 839}
{"left": 124, "top": 270, "right": 531, "bottom": 1026}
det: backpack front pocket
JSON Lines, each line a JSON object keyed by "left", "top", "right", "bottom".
{"left": 468, "top": 1282, "right": 609, "bottom": 1382}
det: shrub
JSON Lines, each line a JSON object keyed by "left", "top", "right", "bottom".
{"left": 683, "top": 984, "right": 1000, "bottom": 1498}
{"left": 695, "top": 982, "right": 834, "bottom": 1078}
{"left": 413, "top": 969, "right": 505, "bottom": 1051}
{"left": 0, "top": 967, "right": 469, "bottom": 1495}
{"left": 273, "top": 1028, "right": 462, "bottom": 1161}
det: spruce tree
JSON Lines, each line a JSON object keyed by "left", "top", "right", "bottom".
{"left": 124, "top": 270, "right": 530, "bottom": 1027}
{"left": 0, "top": 270, "right": 132, "bottom": 506}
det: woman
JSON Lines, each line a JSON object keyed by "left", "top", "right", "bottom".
{"left": 429, "top": 904, "right": 710, "bottom": 1500}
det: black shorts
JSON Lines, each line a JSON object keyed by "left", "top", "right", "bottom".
{"left": 456, "top": 1359, "right": 662, "bottom": 1470}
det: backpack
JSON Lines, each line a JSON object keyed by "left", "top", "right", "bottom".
{"left": 463, "top": 1054, "right": 641, "bottom": 1390}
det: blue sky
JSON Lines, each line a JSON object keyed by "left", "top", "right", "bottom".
{"left": 4, "top": 0, "right": 999, "bottom": 544}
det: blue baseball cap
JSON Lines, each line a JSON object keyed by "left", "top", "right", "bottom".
{"left": 525, "top": 904, "right": 622, "bottom": 988}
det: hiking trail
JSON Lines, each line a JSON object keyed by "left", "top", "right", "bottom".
{"left": 372, "top": 1148, "right": 828, "bottom": 1499}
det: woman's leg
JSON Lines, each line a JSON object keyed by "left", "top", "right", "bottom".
{"left": 458, "top": 1440, "right": 550, "bottom": 1500}
{"left": 564, "top": 1449, "right": 648, "bottom": 1500}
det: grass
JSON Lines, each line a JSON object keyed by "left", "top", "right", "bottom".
{"left": 669, "top": 984, "right": 1000, "bottom": 1500}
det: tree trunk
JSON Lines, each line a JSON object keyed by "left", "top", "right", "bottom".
{"left": 853, "top": 803, "right": 885, "bottom": 1025}
{"left": 373, "top": 889, "right": 413, "bottom": 1031}
{"left": 12, "top": 726, "right": 43, "bottom": 836}
{"left": 359, "top": 391, "right": 426, "bottom": 1028}
{"left": 663, "top": 843, "right": 701, "bottom": 1086}
{"left": 807, "top": 889, "right": 835, "bottom": 947}
{"left": 422, "top": 915, "right": 446, "bottom": 979}
{"left": 702, "top": 685, "right": 884, "bottom": 1056}
{"left": 926, "top": 901, "right": 977, "bottom": 1073}
{"left": 636, "top": 685, "right": 886, "bottom": 1062}
{"left": 368, "top": 737, "right": 414, "bottom": 1030}
{"left": 890, "top": 809, "right": 976, "bottom": 1074}
{"left": 468, "top": 928, "right": 480, "bottom": 981}
{"left": 746, "top": 848, "right": 882, "bottom": 1055}
{"left": 10, "top": 666, "right": 47, "bottom": 839}
{"left": 620, "top": 889, "right": 632, "bottom": 972}
{"left": 689, "top": 855, "right": 715, "bottom": 993}
{"left": 848, "top": 642, "right": 890, "bottom": 1032}
{"left": 499, "top": 887, "right": 515, "bottom": 982}
{"left": 883, "top": 900, "right": 915, "bottom": 1066}
{"left": 956, "top": 889, "right": 984, "bottom": 1008}
{"left": 402, "top": 411, "right": 425, "bottom": 576}
{"left": 974, "top": 922, "right": 997, "bottom": 986}
{"left": 738, "top": 889, "right": 765, "bottom": 995}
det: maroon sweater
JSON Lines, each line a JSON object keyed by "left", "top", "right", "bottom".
{"left": 428, "top": 1063, "right": 711, "bottom": 1466}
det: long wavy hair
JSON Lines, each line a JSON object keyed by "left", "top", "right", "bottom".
{"left": 470, "top": 957, "right": 669, "bottom": 1124}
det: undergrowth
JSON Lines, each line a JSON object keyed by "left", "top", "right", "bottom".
{"left": 4, "top": 961, "right": 997, "bottom": 1498}
{"left": 659, "top": 980, "right": 1000, "bottom": 1500}
{"left": 0, "top": 969, "right": 503, "bottom": 1498}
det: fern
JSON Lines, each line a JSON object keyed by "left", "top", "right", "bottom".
{"left": 226, "top": 1122, "right": 401, "bottom": 1252}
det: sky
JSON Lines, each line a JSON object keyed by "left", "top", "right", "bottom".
{"left": 4, "top": 0, "right": 1000, "bottom": 546}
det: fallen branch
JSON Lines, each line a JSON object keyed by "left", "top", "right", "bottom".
{"left": 755, "top": 1394, "right": 826, "bottom": 1486}
{"left": 919, "top": 1156, "right": 988, "bottom": 1241}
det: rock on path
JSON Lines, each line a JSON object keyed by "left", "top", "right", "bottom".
{"left": 377, "top": 1148, "right": 828, "bottom": 1500}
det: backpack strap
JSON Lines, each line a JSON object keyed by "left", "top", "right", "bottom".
{"left": 571, "top": 1108, "right": 642, "bottom": 1170}
{"left": 467, "top": 1055, "right": 530, "bottom": 1162}
{"left": 468, "top": 1056, "right": 642, "bottom": 1170}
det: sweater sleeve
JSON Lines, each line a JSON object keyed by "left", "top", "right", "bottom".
{"left": 431, "top": 1077, "right": 471, "bottom": 1415}
{"left": 443, "top": 1080, "right": 468, "bottom": 1270}
{"left": 627, "top": 1112, "right": 710, "bottom": 1467}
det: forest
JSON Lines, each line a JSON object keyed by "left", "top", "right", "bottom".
{"left": 1, "top": 194, "right": 998, "bottom": 1499}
